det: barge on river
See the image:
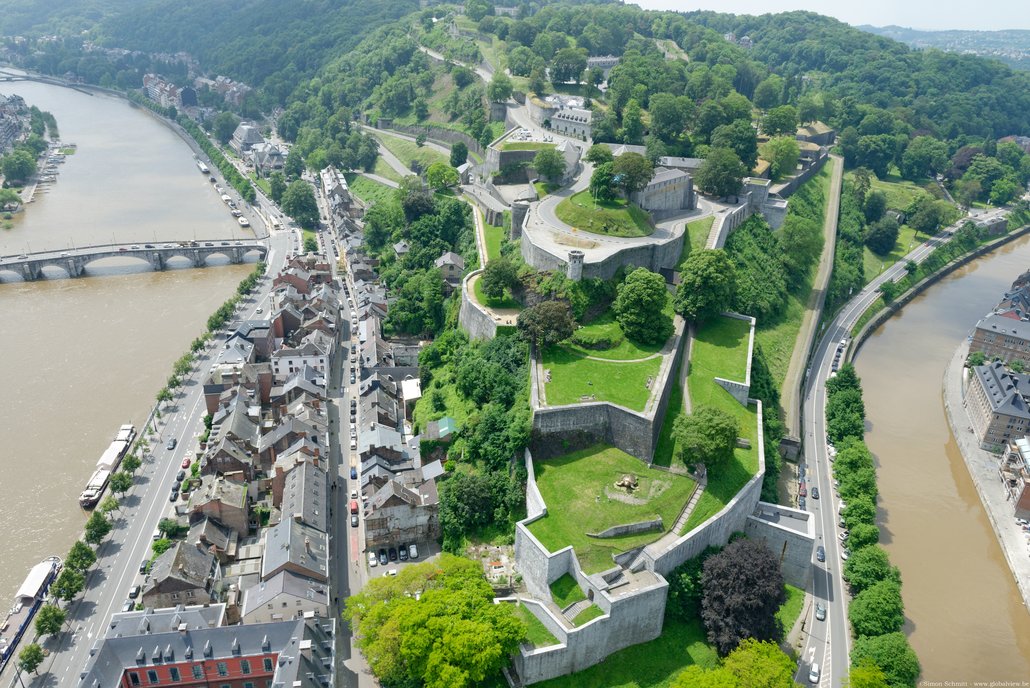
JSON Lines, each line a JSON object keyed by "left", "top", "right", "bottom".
{"left": 78, "top": 424, "right": 136, "bottom": 509}
{"left": 0, "top": 556, "right": 61, "bottom": 675}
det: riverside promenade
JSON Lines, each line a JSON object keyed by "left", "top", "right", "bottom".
{"left": 943, "top": 340, "right": 1030, "bottom": 612}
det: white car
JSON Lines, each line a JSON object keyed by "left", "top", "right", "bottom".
{"left": 368, "top": 551, "right": 378, "bottom": 568}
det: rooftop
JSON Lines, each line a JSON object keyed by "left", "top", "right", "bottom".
{"left": 972, "top": 360, "right": 1030, "bottom": 420}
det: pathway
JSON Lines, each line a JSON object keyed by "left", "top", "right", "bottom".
{"left": 416, "top": 45, "right": 493, "bottom": 82}
{"left": 372, "top": 138, "right": 413, "bottom": 179}
{"left": 362, "top": 123, "right": 452, "bottom": 159}
{"left": 781, "top": 154, "right": 843, "bottom": 438}
{"left": 358, "top": 172, "right": 399, "bottom": 189}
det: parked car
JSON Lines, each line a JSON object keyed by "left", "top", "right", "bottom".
{"left": 166, "top": 438, "right": 177, "bottom": 450}
{"left": 811, "top": 487, "right": 819, "bottom": 499}
{"left": 122, "top": 599, "right": 134, "bottom": 612}
{"left": 350, "top": 467, "right": 357, "bottom": 480}
{"left": 378, "top": 549, "right": 388, "bottom": 566}
{"left": 398, "top": 546, "right": 408, "bottom": 562}
{"left": 176, "top": 470, "right": 185, "bottom": 481}
{"left": 350, "top": 514, "right": 358, "bottom": 527}
{"left": 368, "top": 551, "right": 378, "bottom": 568}
{"left": 181, "top": 457, "right": 191, "bottom": 469}
{"left": 169, "top": 489, "right": 179, "bottom": 502}
{"left": 809, "top": 663, "right": 820, "bottom": 684}
{"left": 139, "top": 560, "right": 150, "bottom": 574}
{"left": 815, "top": 603, "right": 826, "bottom": 621}
{"left": 350, "top": 489, "right": 358, "bottom": 500}
{"left": 408, "top": 543, "right": 419, "bottom": 559}
{"left": 841, "top": 548, "right": 850, "bottom": 561}
{"left": 388, "top": 547, "right": 398, "bottom": 562}
{"left": 128, "top": 585, "right": 141, "bottom": 599}
{"left": 838, "top": 530, "right": 849, "bottom": 542}
{"left": 815, "top": 545, "right": 825, "bottom": 562}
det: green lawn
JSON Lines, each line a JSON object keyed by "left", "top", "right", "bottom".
{"left": 652, "top": 368, "right": 684, "bottom": 469}
{"left": 681, "top": 317, "right": 760, "bottom": 533}
{"left": 502, "top": 141, "right": 555, "bottom": 151}
{"left": 483, "top": 219, "right": 505, "bottom": 261}
{"left": 555, "top": 190, "right": 654, "bottom": 238}
{"left": 528, "top": 445, "right": 697, "bottom": 574}
{"left": 249, "top": 173, "right": 271, "bottom": 196}
{"left": 473, "top": 273, "right": 522, "bottom": 310}
{"left": 511, "top": 603, "right": 560, "bottom": 649}
{"left": 534, "top": 180, "right": 560, "bottom": 198}
{"left": 777, "top": 584, "right": 805, "bottom": 636}
{"left": 346, "top": 174, "right": 395, "bottom": 207}
{"left": 533, "top": 615, "right": 718, "bottom": 688}
{"left": 565, "top": 303, "right": 671, "bottom": 361}
{"left": 542, "top": 347, "right": 663, "bottom": 411}
{"left": 862, "top": 222, "right": 919, "bottom": 283}
{"left": 573, "top": 604, "right": 605, "bottom": 626}
{"left": 868, "top": 172, "right": 935, "bottom": 210}
{"left": 682, "top": 216, "right": 715, "bottom": 261}
{"left": 412, "top": 365, "right": 477, "bottom": 433}
{"left": 373, "top": 156, "right": 404, "bottom": 183}
{"left": 373, "top": 132, "right": 447, "bottom": 172}
{"left": 550, "top": 574, "right": 586, "bottom": 608}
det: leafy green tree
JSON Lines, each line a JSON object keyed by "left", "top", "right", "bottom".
{"left": 856, "top": 135, "right": 895, "bottom": 179}
{"left": 827, "top": 363, "right": 862, "bottom": 395}
{"left": 954, "top": 178, "right": 983, "bottom": 207}
{"left": 589, "top": 161, "right": 617, "bottom": 201}
{"left": 121, "top": 453, "right": 142, "bottom": 474}
{"left": 528, "top": 66, "right": 548, "bottom": 96}
{"left": 18, "top": 643, "right": 44, "bottom": 675}
{"left": 481, "top": 258, "right": 519, "bottom": 299}
{"left": 487, "top": 72, "right": 513, "bottom": 102}
{"left": 840, "top": 494, "right": 877, "bottom": 530}
{"left": 212, "top": 111, "right": 240, "bottom": 144}
{"left": 846, "top": 658, "right": 891, "bottom": 688}
{"left": 99, "top": 495, "right": 120, "bottom": 516}
{"left": 851, "top": 633, "right": 921, "bottom": 688}
{"left": 850, "top": 579, "right": 905, "bottom": 637}
{"left": 284, "top": 148, "right": 304, "bottom": 179}
{"left": 752, "top": 75, "right": 784, "bottom": 109}
{"left": 676, "top": 249, "right": 737, "bottom": 322}
{"left": 65, "top": 540, "right": 97, "bottom": 573}
{"left": 517, "top": 300, "right": 575, "bottom": 349}
{"left": 900, "top": 135, "right": 948, "bottom": 180}
{"left": 585, "top": 144, "right": 614, "bottom": 165}
{"left": 666, "top": 545, "right": 722, "bottom": 621}
{"left": 675, "top": 406, "right": 739, "bottom": 469}
{"left": 551, "top": 47, "right": 587, "bottom": 83}
{"left": 159, "top": 517, "right": 187, "bottom": 538}
{"left": 533, "top": 147, "right": 566, "bottom": 182}
{"left": 84, "top": 510, "right": 113, "bottom": 545}
{"left": 712, "top": 120, "right": 759, "bottom": 169}
{"left": 863, "top": 190, "right": 888, "bottom": 223}
{"left": 722, "top": 639, "right": 798, "bottom": 688}
{"left": 35, "top": 604, "right": 65, "bottom": 636}
{"left": 2, "top": 149, "right": 37, "bottom": 183}
{"left": 621, "top": 98, "right": 645, "bottom": 144}
{"left": 109, "top": 471, "right": 133, "bottom": 495}
{"left": 760, "top": 136, "right": 800, "bottom": 181}
{"left": 760, "top": 105, "right": 798, "bottom": 137}
{"left": 695, "top": 147, "right": 747, "bottom": 199}
{"left": 51, "top": 567, "right": 85, "bottom": 603}
{"left": 426, "top": 162, "right": 459, "bottom": 190}
{"left": 777, "top": 215, "right": 822, "bottom": 288}
{"left": 450, "top": 142, "right": 469, "bottom": 168}
{"left": 671, "top": 665, "right": 740, "bottom": 688}
{"left": 268, "top": 171, "right": 287, "bottom": 203}
{"left": 152, "top": 538, "right": 173, "bottom": 556}
{"left": 966, "top": 351, "right": 987, "bottom": 367}
{"left": 843, "top": 545, "right": 900, "bottom": 594}
{"left": 614, "top": 267, "right": 670, "bottom": 344}
{"left": 701, "top": 539, "right": 786, "bottom": 655}
{"left": 0, "top": 187, "right": 22, "bottom": 207}
{"left": 864, "top": 216, "right": 901, "bottom": 256}
{"left": 612, "top": 152, "right": 654, "bottom": 194}
{"left": 281, "top": 180, "right": 320, "bottom": 228}
{"left": 647, "top": 92, "right": 691, "bottom": 142}
{"left": 346, "top": 554, "right": 525, "bottom": 688}
{"left": 990, "top": 177, "right": 1020, "bottom": 205}
{"left": 846, "top": 522, "right": 881, "bottom": 551}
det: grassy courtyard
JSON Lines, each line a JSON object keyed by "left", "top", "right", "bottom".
{"left": 555, "top": 190, "right": 654, "bottom": 238}
{"left": 528, "top": 445, "right": 697, "bottom": 574}
{"left": 501, "top": 141, "right": 555, "bottom": 151}
{"left": 483, "top": 217, "right": 505, "bottom": 261}
{"left": 550, "top": 574, "right": 586, "bottom": 608}
{"left": 862, "top": 222, "right": 919, "bottom": 281}
{"left": 472, "top": 272, "right": 522, "bottom": 310}
{"left": 372, "top": 132, "right": 447, "bottom": 172}
{"left": 542, "top": 346, "right": 662, "bottom": 411}
{"left": 511, "top": 603, "right": 560, "bottom": 650}
{"left": 564, "top": 302, "right": 671, "bottom": 362}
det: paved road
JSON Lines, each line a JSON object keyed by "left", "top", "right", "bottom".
{"left": 796, "top": 209, "right": 1007, "bottom": 687}
{"left": 416, "top": 45, "right": 493, "bottom": 82}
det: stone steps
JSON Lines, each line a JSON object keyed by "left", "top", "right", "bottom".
{"left": 562, "top": 598, "right": 593, "bottom": 623}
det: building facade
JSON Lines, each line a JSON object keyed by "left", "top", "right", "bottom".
{"left": 966, "top": 361, "right": 1030, "bottom": 450}
{"left": 971, "top": 311, "right": 1030, "bottom": 366}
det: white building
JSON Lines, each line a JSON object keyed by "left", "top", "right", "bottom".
{"left": 271, "top": 330, "right": 334, "bottom": 382}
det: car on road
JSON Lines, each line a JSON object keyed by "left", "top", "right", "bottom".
{"left": 256, "top": 308, "right": 263, "bottom": 314}
{"left": 350, "top": 467, "right": 357, "bottom": 480}
{"left": 238, "top": 217, "right": 250, "bottom": 227}
{"left": 166, "top": 438, "right": 177, "bottom": 450}
{"left": 128, "top": 585, "right": 141, "bottom": 599}
{"left": 181, "top": 457, "right": 191, "bottom": 469}
{"left": 139, "top": 560, "right": 150, "bottom": 574}
{"left": 398, "top": 546, "right": 408, "bottom": 562}
{"left": 17, "top": 254, "right": 27, "bottom": 259}
{"left": 176, "top": 470, "right": 185, "bottom": 481}
{"left": 838, "top": 530, "right": 849, "bottom": 542}
{"left": 808, "top": 663, "right": 820, "bottom": 684}
{"left": 170, "top": 489, "right": 179, "bottom": 502}
{"left": 204, "top": 242, "right": 214, "bottom": 246}
{"left": 798, "top": 496, "right": 806, "bottom": 510}
{"left": 388, "top": 547, "right": 398, "bottom": 562}
{"left": 60, "top": 251, "right": 70, "bottom": 257}
{"left": 841, "top": 548, "right": 850, "bottom": 561}
{"left": 368, "top": 551, "right": 378, "bottom": 568}
{"left": 118, "top": 247, "right": 128, "bottom": 252}
{"left": 351, "top": 514, "right": 358, "bottom": 527}
{"left": 350, "top": 489, "right": 357, "bottom": 500}
{"left": 811, "top": 487, "right": 819, "bottom": 499}
{"left": 378, "top": 549, "right": 388, "bottom": 566}
{"left": 798, "top": 482, "right": 807, "bottom": 497}
{"left": 408, "top": 543, "right": 418, "bottom": 559}
{"left": 350, "top": 374, "right": 356, "bottom": 384}
{"left": 121, "top": 599, "right": 134, "bottom": 612}
{"left": 815, "top": 603, "right": 826, "bottom": 621}
{"left": 815, "top": 545, "right": 825, "bottom": 562}
{"left": 144, "top": 244, "right": 154, "bottom": 248}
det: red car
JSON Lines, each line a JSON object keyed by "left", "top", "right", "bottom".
{"left": 798, "top": 481, "right": 807, "bottom": 497}
{"left": 181, "top": 457, "right": 191, "bottom": 469}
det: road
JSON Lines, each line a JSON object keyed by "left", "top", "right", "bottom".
{"left": 796, "top": 208, "right": 1007, "bottom": 687}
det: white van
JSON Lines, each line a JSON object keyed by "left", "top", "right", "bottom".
{"left": 808, "top": 662, "right": 820, "bottom": 683}
{"left": 152, "top": 527, "right": 162, "bottom": 541}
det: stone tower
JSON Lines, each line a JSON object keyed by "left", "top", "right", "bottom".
{"left": 567, "top": 250, "right": 584, "bottom": 281}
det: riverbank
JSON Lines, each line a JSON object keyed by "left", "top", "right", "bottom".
{"left": 943, "top": 340, "right": 1030, "bottom": 612}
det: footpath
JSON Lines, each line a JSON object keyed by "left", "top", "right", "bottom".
{"left": 943, "top": 341, "right": 1030, "bottom": 611}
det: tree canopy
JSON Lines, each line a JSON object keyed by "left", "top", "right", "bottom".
{"left": 674, "top": 406, "right": 739, "bottom": 469}
{"left": 517, "top": 300, "right": 575, "bottom": 350}
{"left": 695, "top": 147, "right": 746, "bottom": 198}
{"left": 281, "top": 180, "right": 320, "bottom": 229}
{"left": 614, "top": 267, "right": 671, "bottom": 345}
{"left": 676, "top": 249, "right": 737, "bottom": 322}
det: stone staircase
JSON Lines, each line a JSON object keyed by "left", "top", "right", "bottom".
{"left": 562, "top": 599, "right": 593, "bottom": 624}
{"left": 672, "top": 474, "right": 707, "bottom": 534}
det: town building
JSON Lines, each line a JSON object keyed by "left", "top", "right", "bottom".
{"left": 188, "top": 475, "right": 250, "bottom": 536}
{"left": 971, "top": 311, "right": 1030, "bottom": 365}
{"left": 141, "top": 542, "right": 221, "bottom": 610}
{"left": 363, "top": 472, "right": 441, "bottom": 549}
{"left": 261, "top": 518, "right": 329, "bottom": 583}
{"left": 630, "top": 167, "right": 695, "bottom": 212}
{"left": 550, "top": 107, "right": 592, "bottom": 141}
{"left": 240, "top": 570, "right": 329, "bottom": 625}
{"left": 585, "top": 55, "right": 620, "bottom": 77}
{"left": 230, "top": 122, "right": 264, "bottom": 155}
{"left": 966, "top": 361, "right": 1030, "bottom": 450}
{"left": 1003, "top": 438, "right": 1030, "bottom": 514}
{"left": 434, "top": 251, "right": 465, "bottom": 293}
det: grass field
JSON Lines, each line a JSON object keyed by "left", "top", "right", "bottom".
{"left": 550, "top": 574, "right": 586, "bottom": 608}
{"left": 483, "top": 218, "right": 505, "bottom": 261}
{"left": 684, "top": 216, "right": 715, "bottom": 256}
{"left": 777, "top": 584, "right": 805, "bottom": 636}
{"left": 534, "top": 180, "right": 560, "bottom": 198}
{"left": 866, "top": 171, "right": 935, "bottom": 210}
{"left": 565, "top": 304, "right": 670, "bottom": 361}
{"left": 542, "top": 346, "right": 662, "bottom": 411}
{"left": 511, "top": 603, "right": 559, "bottom": 649}
{"left": 502, "top": 141, "right": 555, "bottom": 151}
{"left": 249, "top": 173, "right": 271, "bottom": 196}
{"left": 472, "top": 273, "right": 521, "bottom": 310}
{"left": 528, "top": 445, "right": 697, "bottom": 574}
{"left": 681, "top": 316, "right": 760, "bottom": 533}
{"left": 346, "top": 174, "right": 395, "bottom": 207}
{"left": 862, "top": 222, "right": 919, "bottom": 282}
{"left": 373, "top": 156, "right": 404, "bottom": 183}
{"left": 573, "top": 604, "right": 605, "bottom": 626}
{"left": 411, "top": 364, "right": 477, "bottom": 433}
{"left": 373, "top": 132, "right": 447, "bottom": 172}
{"left": 555, "top": 190, "right": 654, "bottom": 238}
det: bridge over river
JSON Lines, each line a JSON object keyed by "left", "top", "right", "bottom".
{"left": 0, "top": 240, "right": 267, "bottom": 282}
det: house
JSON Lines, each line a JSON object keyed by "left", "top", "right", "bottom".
{"left": 188, "top": 475, "right": 250, "bottom": 536}
{"left": 971, "top": 311, "right": 1030, "bottom": 366}
{"left": 585, "top": 55, "right": 620, "bottom": 78}
{"left": 425, "top": 416, "right": 459, "bottom": 443}
{"left": 658, "top": 156, "right": 704, "bottom": 174}
{"left": 278, "top": 461, "right": 329, "bottom": 533}
{"left": 434, "top": 251, "right": 465, "bottom": 293}
{"left": 230, "top": 122, "right": 264, "bottom": 155}
{"left": 106, "top": 604, "right": 226, "bottom": 637}
{"left": 77, "top": 615, "right": 335, "bottom": 688}
{"left": 271, "top": 329, "right": 334, "bottom": 382}
{"left": 203, "top": 361, "right": 273, "bottom": 416}
{"left": 186, "top": 517, "right": 239, "bottom": 564}
{"left": 550, "top": 107, "right": 592, "bottom": 141}
{"left": 141, "top": 542, "right": 220, "bottom": 610}
{"left": 363, "top": 477, "right": 440, "bottom": 549}
{"left": 965, "top": 361, "right": 1030, "bottom": 451}
{"left": 249, "top": 141, "right": 285, "bottom": 172}
{"left": 202, "top": 436, "right": 258, "bottom": 481}
{"left": 796, "top": 121, "right": 836, "bottom": 147}
{"left": 240, "top": 570, "right": 329, "bottom": 625}
{"left": 630, "top": 167, "right": 694, "bottom": 212}
{"left": 393, "top": 241, "right": 410, "bottom": 257}
{"left": 261, "top": 518, "right": 329, "bottom": 583}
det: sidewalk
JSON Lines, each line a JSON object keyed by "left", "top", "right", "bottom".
{"left": 943, "top": 341, "right": 1030, "bottom": 611}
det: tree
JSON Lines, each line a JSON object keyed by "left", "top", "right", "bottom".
{"left": 614, "top": 267, "right": 671, "bottom": 344}
{"left": 450, "top": 142, "right": 469, "bottom": 168}
{"left": 759, "top": 136, "right": 800, "bottom": 181}
{"left": 666, "top": 545, "right": 722, "bottom": 621}
{"left": 701, "top": 539, "right": 786, "bottom": 655}
{"left": 346, "top": 554, "right": 525, "bottom": 688}
{"left": 840, "top": 494, "right": 877, "bottom": 530}
{"left": 426, "top": 162, "right": 459, "bottom": 190}
{"left": 846, "top": 658, "right": 891, "bottom": 688}
{"left": 752, "top": 75, "right": 784, "bottom": 109}
{"left": 843, "top": 545, "right": 900, "bottom": 594}
{"left": 528, "top": 66, "right": 548, "bottom": 96}
{"left": 674, "top": 406, "right": 739, "bottom": 469}
{"left": 109, "top": 470, "right": 133, "bottom": 495}
{"left": 268, "top": 171, "right": 287, "bottom": 203}
{"left": 481, "top": 258, "right": 519, "bottom": 299}
{"left": 99, "top": 495, "right": 120, "bottom": 516}
{"left": 846, "top": 522, "right": 881, "bottom": 551}
{"left": 849, "top": 579, "right": 904, "bottom": 637}
{"left": 671, "top": 666, "right": 740, "bottom": 688}
{"left": 35, "top": 604, "right": 65, "bottom": 636}
{"left": 648, "top": 92, "right": 691, "bottom": 142}
{"left": 612, "top": 152, "right": 654, "bottom": 194}
{"left": 50, "top": 567, "right": 85, "bottom": 603}
{"left": 966, "top": 351, "right": 987, "bottom": 367}
{"left": 585, "top": 144, "right": 613, "bottom": 165}
{"left": 159, "top": 517, "right": 187, "bottom": 538}
{"left": 954, "top": 177, "right": 983, "bottom": 207}
{"left": 284, "top": 148, "right": 304, "bottom": 179}
{"left": 621, "top": 99, "right": 644, "bottom": 144}
{"left": 722, "top": 639, "right": 798, "bottom": 688}
{"left": 851, "top": 633, "right": 921, "bottom": 688}
{"left": 2, "top": 149, "right": 37, "bottom": 183}
{"left": 760, "top": 105, "right": 798, "bottom": 137}
{"left": 281, "top": 180, "right": 320, "bottom": 229}
{"left": 990, "top": 177, "right": 1019, "bottom": 205}
{"left": 863, "top": 190, "right": 888, "bottom": 223}
{"left": 676, "top": 249, "right": 737, "bottom": 322}
{"left": 551, "top": 47, "right": 587, "bottom": 83}
{"left": 533, "top": 147, "right": 566, "bottom": 182}
{"left": 152, "top": 538, "right": 173, "bottom": 556}
{"left": 906, "top": 196, "right": 949, "bottom": 234}
{"left": 18, "top": 643, "right": 44, "bottom": 675}
{"left": 695, "top": 148, "right": 747, "bottom": 199}
{"left": 589, "top": 162, "right": 617, "bottom": 201}
{"left": 212, "top": 111, "right": 240, "bottom": 144}
{"left": 487, "top": 72, "right": 513, "bottom": 102}
{"left": 712, "top": 120, "right": 759, "bottom": 169}
{"left": 65, "top": 540, "right": 96, "bottom": 573}
{"left": 900, "top": 135, "right": 948, "bottom": 180}
{"left": 121, "top": 453, "right": 142, "bottom": 474}
{"left": 84, "top": 510, "right": 112, "bottom": 545}
{"left": 517, "top": 300, "right": 575, "bottom": 349}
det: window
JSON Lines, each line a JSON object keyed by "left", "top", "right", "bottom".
{"left": 147, "top": 669, "right": 159, "bottom": 684}
{"left": 129, "top": 672, "right": 141, "bottom": 686}
{"left": 244, "top": 684, "right": 255, "bottom": 688}
{"left": 264, "top": 658, "right": 274, "bottom": 672}
{"left": 192, "top": 665, "right": 204, "bottom": 679}
{"left": 217, "top": 662, "right": 229, "bottom": 677}
{"left": 241, "top": 660, "right": 251, "bottom": 675}
{"left": 169, "top": 668, "right": 180, "bottom": 682}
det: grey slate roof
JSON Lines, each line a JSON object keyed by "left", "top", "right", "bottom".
{"left": 142, "top": 542, "right": 217, "bottom": 598}
{"left": 281, "top": 461, "right": 328, "bottom": 532}
{"left": 261, "top": 518, "right": 329, "bottom": 582}
{"left": 973, "top": 360, "right": 1030, "bottom": 419}
{"left": 976, "top": 311, "right": 1030, "bottom": 342}
{"left": 106, "top": 604, "right": 225, "bottom": 639}
{"left": 240, "top": 570, "right": 329, "bottom": 618}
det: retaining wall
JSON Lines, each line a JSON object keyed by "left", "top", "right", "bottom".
{"left": 588, "top": 518, "right": 663, "bottom": 539}
{"left": 744, "top": 504, "right": 816, "bottom": 590}
{"left": 375, "top": 121, "right": 485, "bottom": 157}
{"left": 771, "top": 152, "right": 828, "bottom": 198}
{"left": 713, "top": 313, "right": 756, "bottom": 406}
{"left": 458, "top": 269, "right": 498, "bottom": 340}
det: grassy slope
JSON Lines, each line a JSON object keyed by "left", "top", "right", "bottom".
{"left": 573, "top": 604, "right": 605, "bottom": 626}
{"left": 345, "top": 174, "right": 395, "bottom": 207}
{"left": 682, "top": 216, "right": 715, "bottom": 262}
{"left": 483, "top": 219, "right": 505, "bottom": 261}
{"left": 372, "top": 131, "right": 448, "bottom": 171}
{"left": 512, "top": 603, "right": 560, "bottom": 649}
{"left": 372, "top": 156, "right": 404, "bottom": 183}
{"left": 555, "top": 190, "right": 654, "bottom": 238}
{"left": 528, "top": 445, "right": 696, "bottom": 573}
{"left": 777, "top": 584, "right": 805, "bottom": 636}
{"left": 862, "top": 222, "right": 919, "bottom": 281}
{"left": 564, "top": 302, "right": 671, "bottom": 361}
{"left": 473, "top": 273, "right": 521, "bottom": 309}
{"left": 542, "top": 347, "right": 662, "bottom": 411}
{"left": 550, "top": 573, "right": 586, "bottom": 608}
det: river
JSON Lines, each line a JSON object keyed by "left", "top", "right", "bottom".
{"left": 856, "top": 235, "right": 1030, "bottom": 683}
{"left": 0, "top": 82, "right": 251, "bottom": 602}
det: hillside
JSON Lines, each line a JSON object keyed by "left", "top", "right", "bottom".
{"left": 860, "top": 25, "right": 1030, "bottom": 71}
